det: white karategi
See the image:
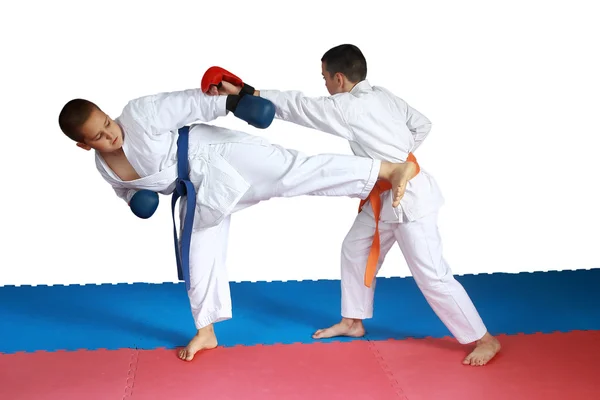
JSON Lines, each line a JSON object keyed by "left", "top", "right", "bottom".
{"left": 260, "top": 81, "right": 488, "bottom": 344}
{"left": 94, "top": 89, "right": 381, "bottom": 329}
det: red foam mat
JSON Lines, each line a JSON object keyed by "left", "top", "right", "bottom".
{"left": 0, "top": 349, "right": 135, "bottom": 400}
{"left": 131, "top": 341, "right": 401, "bottom": 399}
{"left": 371, "top": 330, "right": 600, "bottom": 400}
{"left": 1, "top": 331, "right": 599, "bottom": 399}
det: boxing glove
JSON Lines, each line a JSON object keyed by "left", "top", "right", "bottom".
{"left": 201, "top": 66, "right": 255, "bottom": 96}
{"left": 129, "top": 190, "right": 159, "bottom": 219}
{"left": 226, "top": 94, "right": 275, "bottom": 129}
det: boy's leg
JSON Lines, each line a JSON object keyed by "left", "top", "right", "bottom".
{"left": 218, "top": 142, "right": 413, "bottom": 210}
{"left": 393, "top": 212, "right": 501, "bottom": 366}
{"left": 312, "top": 209, "right": 397, "bottom": 338}
{"left": 178, "top": 214, "right": 232, "bottom": 362}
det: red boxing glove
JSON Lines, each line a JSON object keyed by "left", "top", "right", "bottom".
{"left": 201, "top": 66, "right": 255, "bottom": 96}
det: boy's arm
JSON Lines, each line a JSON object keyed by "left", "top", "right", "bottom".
{"left": 125, "top": 89, "right": 229, "bottom": 135}
{"left": 114, "top": 187, "right": 138, "bottom": 205}
{"left": 200, "top": 67, "right": 352, "bottom": 139}
{"left": 400, "top": 99, "right": 432, "bottom": 151}
{"left": 256, "top": 90, "right": 354, "bottom": 141}
{"left": 114, "top": 187, "right": 159, "bottom": 219}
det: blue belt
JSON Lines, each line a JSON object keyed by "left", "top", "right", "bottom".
{"left": 171, "top": 126, "right": 195, "bottom": 290}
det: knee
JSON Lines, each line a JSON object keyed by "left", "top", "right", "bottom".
{"left": 340, "top": 236, "right": 365, "bottom": 265}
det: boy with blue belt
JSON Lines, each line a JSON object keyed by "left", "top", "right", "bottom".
{"left": 58, "top": 87, "right": 419, "bottom": 361}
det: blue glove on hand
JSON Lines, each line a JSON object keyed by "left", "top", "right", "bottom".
{"left": 129, "top": 190, "right": 159, "bottom": 219}
{"left": 226, "top": 94, "right": 275, "bottom": 129}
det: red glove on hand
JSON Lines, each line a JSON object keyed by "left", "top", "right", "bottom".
{"left": 201, "top": 66, "right": 255, "bottom": 96}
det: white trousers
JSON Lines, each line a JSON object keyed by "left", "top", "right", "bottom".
{"left": 183, "top": 141, "right": 381, "bottom": 329}
{"left": 341, "top": 207, "right": 488, "bottom": 344}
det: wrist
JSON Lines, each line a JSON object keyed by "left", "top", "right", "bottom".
{"left": 239, "top": 83, "right": 255, "bottom": 97}
{"left": 226, "top": 94, "right": 241, "bottom": 112}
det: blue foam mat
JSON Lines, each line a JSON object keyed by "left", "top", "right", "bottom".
{"left": 1, "top": 269, "right": 599, "bottom": 353}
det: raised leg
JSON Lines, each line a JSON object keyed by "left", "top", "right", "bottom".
{"left": 214, "top": 141, "right": 415, "bottom": 211}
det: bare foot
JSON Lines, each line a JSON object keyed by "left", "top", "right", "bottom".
{"left": 178, "top": 324, "right": 218, "bottom": 362}
{"left": 463, "top": 332, "right": 501, "bottom": 366}
{"left": 380, "top": 161, "right": 418, "bottom": 208}
{"left": 312, "top": 318, "right": 366, "bottom": 339}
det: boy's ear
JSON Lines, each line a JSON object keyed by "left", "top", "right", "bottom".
{"left": 76, "top": 142, "right": 92, "bottom": 151}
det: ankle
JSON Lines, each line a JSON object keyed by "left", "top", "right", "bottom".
{"left": 477, "top": 332, "right": 495, "bottom": 344}
{"left": 197, "top": 324, "right": 215, "bottom": 335}
{"left": 341, "top": 317, "right": 361, "bottom": 326}
{"left": 378, "top": 161, "right": 392, "bottom": 180}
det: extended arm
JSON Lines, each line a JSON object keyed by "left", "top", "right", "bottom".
{"left": 201, "top": 66, "right": 353, "bottom": 140}
{"left": 124, "top": 89, "right": 229, "bottom": 135}
{"left": 257, "top": 90, "right": 354, "bottom": 141}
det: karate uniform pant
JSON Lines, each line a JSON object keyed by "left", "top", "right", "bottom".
{"left": 183, "top": 141, "right": 381, "bottom": 329}
{"left": 341, "top": 206, "right": 488, "bottom": 344}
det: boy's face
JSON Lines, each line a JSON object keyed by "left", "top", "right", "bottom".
{"left": 76, "top": 107, "right": 123, "bottom": 153}
{"left": 322, "top": 62, "right": 345, "bottom": 95}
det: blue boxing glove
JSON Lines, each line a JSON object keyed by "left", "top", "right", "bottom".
{"left": 226, "top": 94, "right": 275, "bottom": 129}
{"left": 129, "top": 190, "right": 159, "bottom": 219}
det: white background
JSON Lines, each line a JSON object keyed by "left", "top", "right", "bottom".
{"left": 1, "top": 0, "right": 598, "bottom": 286}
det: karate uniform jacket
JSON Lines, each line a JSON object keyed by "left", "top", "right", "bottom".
{"left": 259, "top": 80, "right": 445, "bottom": 223}
{"left": 94, "top": 89, "right": 263, "bottom": 230}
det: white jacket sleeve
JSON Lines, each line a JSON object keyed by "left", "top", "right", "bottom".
{"left": 404, "top": 102, "right": 432, "bottom": 151}
{"left": 259, "top": 90, "right": 354, "bottom": 140}
{"left": 125, "top": 89, "right": 228, "bottom": 135}
{"left": 113, "top": 187, "right": 138, "bottom": 205}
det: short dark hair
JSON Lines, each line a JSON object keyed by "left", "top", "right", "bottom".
{"left": 58, "top": 99, "right": 99, "bottom": 142}
{"left": 321, "top": 44, "right": 367, "bottom": 83}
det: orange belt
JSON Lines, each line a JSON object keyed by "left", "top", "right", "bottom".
{"left": 358, "top": 153, "right": 420, "bottom": 288}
